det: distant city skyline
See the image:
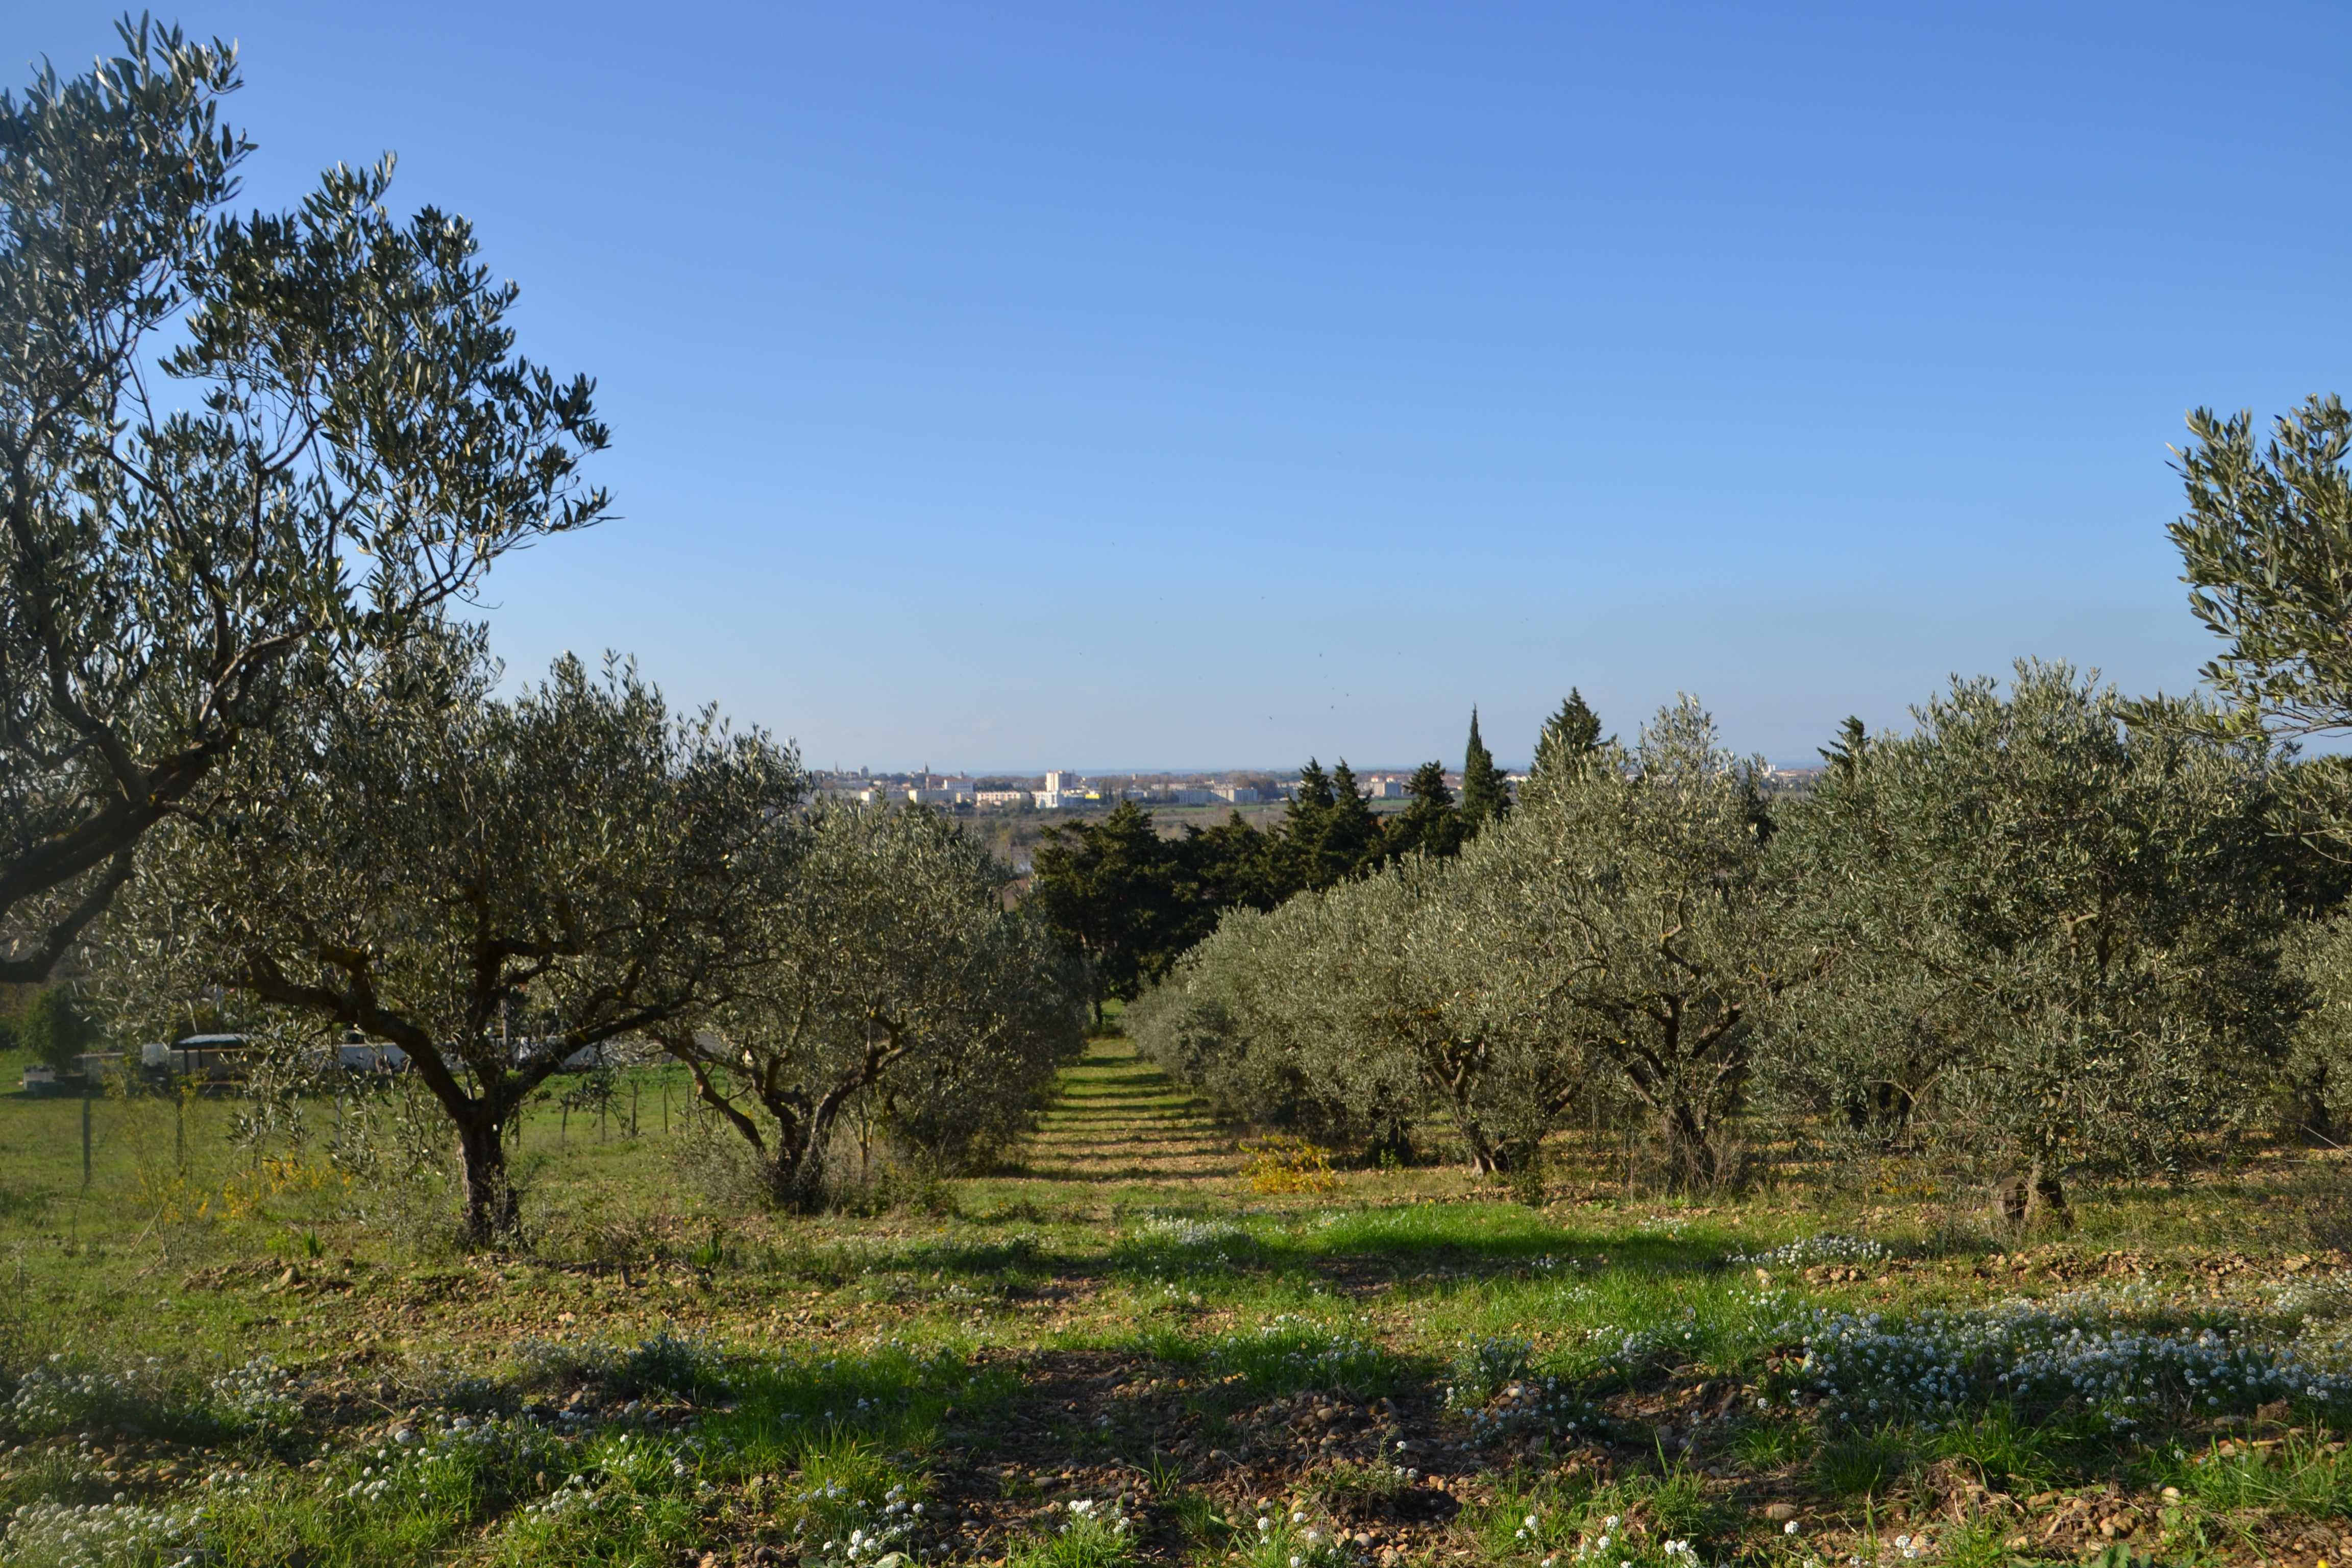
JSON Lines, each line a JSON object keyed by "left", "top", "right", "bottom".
{"left": 18, "top": 3, "right": 2348, "bottom": 768}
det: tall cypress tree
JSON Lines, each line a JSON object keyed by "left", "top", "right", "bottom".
{"left": 1459, "top": 707, "right": 1510, "bottom": 830}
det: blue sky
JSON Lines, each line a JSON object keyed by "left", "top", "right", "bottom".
{"left": 18, "top": 3, "right": 2352, "bottom": 769}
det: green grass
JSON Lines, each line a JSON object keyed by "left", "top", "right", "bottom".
{"left": 0, "top": 1037, "right": 2348, "bottom": 1565}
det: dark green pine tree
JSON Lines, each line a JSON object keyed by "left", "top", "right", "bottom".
{"left": 1273, "top": 760, "right": 1335, "bottom": 893}
{"left": 1528, "top": 689, "right": 1607, "bottom": 786}
{"left": 1385, "top": 760, "right": 1464, "bottom": 860}
{"left": 1289, "top": 759, "right": 1336, "bottom": 818}
{"left": 1820, "top": 715, "right": 1869, "bottom": 782}
{"left": 1321, "top": 760, "right": 1383, "bottom": 881}
{"left": 1459, "top": 707, "right": 1510, "bottom": 830}
{"left": 1175, "top": 813, "right": 1279, "bottom": 932}
{"left": 1030, "top": 801, "right": 1180, "bottom": 1023}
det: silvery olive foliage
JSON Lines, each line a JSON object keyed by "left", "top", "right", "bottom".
{"left": 0, "top": 22, "right": 609, "bottom": 983}
{"left": 1768, "top": 662, "right": 2293, "bottom": 1216}
{"left": 1130, "top": 721, "right": 1604, "bottom": 1178}
{"left": 1138, "top": 698, "right": 1790, "bottom": 1185}
{"left": 1129, "top": 857, "right": 1520, "bottom": 1170}
{"left": 2283, "top": 914, "right": 2352, "bottom": 1136}
{"left": 2142, "top": 394, "right": 2352, "bottom": 860}
{"left": 1125, "top": 901, "right": 1394, "bottom": 1152}
{"left": 104, "top": 630, "right": 802, "bottom": 1243}
{"left": 1491, "top": 695, "right": 1798, "bottom": 1187}
{"left": 2169, "top": 396, "right": 2352, "bottom": 750}
{"left": 1352, "top": 846, "right": 1583, "bottom": 1174}
{"left": 662, "top": 803, "right": 1085, "bottom": 1211}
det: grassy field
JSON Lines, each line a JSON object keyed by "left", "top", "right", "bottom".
{"left": 1, "top": 1038, "right": 2348, "bottom": 1567}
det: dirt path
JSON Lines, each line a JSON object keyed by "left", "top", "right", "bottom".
{"left": 1017, "top": 1036, "right": 1237, "bottom": 1185}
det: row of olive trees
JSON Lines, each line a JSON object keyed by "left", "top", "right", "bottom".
{"left": 102, "top": 629, "right": 1085, "bottom": 1239}
{"left": 1132, "top": 665, "right": 2329, "bottom": 1215}
{"left": 0, "top": 24, "right": 1084, "bottom": 1244}
{"left": 1138, "top": 392, "right": 2352, "bottom": 1216}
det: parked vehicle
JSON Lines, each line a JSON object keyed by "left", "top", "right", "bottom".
{"left": 18, "top": 1063, "right": 59, "bottom": 1096}
{"left": 141, "top": 1034, "right": 255, "bottom": 1083}
{"left": 332, "top": 1038, "right": 410, "bottom": 1073}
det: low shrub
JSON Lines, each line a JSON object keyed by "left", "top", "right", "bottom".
{"left": 1242, "top": 1136, "right": 1338, "bottom": 1196}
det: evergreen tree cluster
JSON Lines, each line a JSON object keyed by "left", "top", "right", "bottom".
{"left": 1030, "top": 703, "right": 1590, "bottom": 1017}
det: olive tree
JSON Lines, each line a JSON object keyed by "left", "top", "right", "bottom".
{"left": 2169, "top": 396, "right": 2352, "bottom": 748}
{"left": 1, "top": 21, "right": 608, "bottom": 983}
{"left": 661, "top": 804, "right": 1084, "bottom": 1211}
{"left": 1132, "top": 881, "right": 1437, "bottom": 1165}
{"left": 1133, "top": 847, "right": 1569, "bottom": 1173}
{"left": 2286, "top": 916, "right": 2352, "bottom": 1140}
{"left": 1770, "top": 663, "right": 2292, "bottom": 1223}
{"left": 1497, "top": 696, "right": 1797, "bottom": 1188}
{"left": 1329, "top": 851, "right": 1583, "bottom": 1174}
{"left": 108, "top": 633, "right": 798, "bottom": 1242}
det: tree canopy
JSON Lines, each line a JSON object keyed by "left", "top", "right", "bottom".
{"left": 1769, "top": 663, "right": 2293, "bottom": 1220}
{"left": 0, "top": 22, "right": 609, "bottom": 984}
{"left": 662, "top": 804, "right": 1083, "bottom": 1210}
{"left": 109, "top": 632, "right": 800, "bottom": 1241}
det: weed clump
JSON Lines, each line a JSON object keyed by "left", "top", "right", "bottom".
{"left": 1443, "top": 1337, "right": 1594, "bottom": 1446}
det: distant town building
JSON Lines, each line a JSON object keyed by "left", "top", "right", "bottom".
{"left": 1037, "top": 770, "right": 1074, "bottom": 811}
{"left": 1365, "top": 775, "right": 1406, "bottom": 799}
{"left": 1212, "top": 783, "right": 1261, "bottom": 804}
{"left": 975, "top": 789, "right": 1031, "bottom": 809}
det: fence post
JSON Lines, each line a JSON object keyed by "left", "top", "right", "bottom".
{"left": 81, "top": 1080, "right": 93, "bottom": 1188}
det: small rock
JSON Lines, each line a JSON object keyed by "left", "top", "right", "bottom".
{"left": 1764, "top": 1504, "right": 1798, "bottom": 1522}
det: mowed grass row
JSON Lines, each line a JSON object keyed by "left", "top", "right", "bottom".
{"left": 1, "top": 1038, "right": 2349, "bottom": 1566}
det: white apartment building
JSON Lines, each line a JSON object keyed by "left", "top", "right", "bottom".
{"left": 1212, "top": 783, "right": 1261, "bottom": 804}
